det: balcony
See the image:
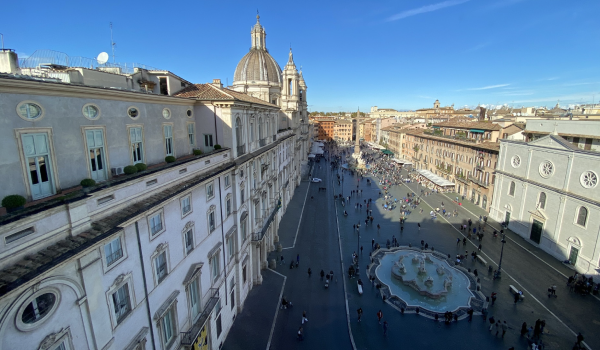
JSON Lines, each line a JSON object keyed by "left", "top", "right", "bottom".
{"left": 259, "top": 138, "right": 267, "bottom": 147}
{"left": 468, "top": 175, "right": 489, "bottom": 188}
{"left": 423, "top": 131, "right": 478, "bottom": 143}
{"left": 180, "top": 288, "right": 219, "bottom": 346}
{"left": 237, "top": 145, "right": 246, "bottom": 156}
{"left": 476, "top": 164, "right": 485, "bottom": 171}
{"left": 252, "top": 201, "right": 281, "bottom": 241}
{"left": 455, "top": 175, "right": 469, "bottom": 185}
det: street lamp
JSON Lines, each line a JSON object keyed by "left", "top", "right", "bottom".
{"left": 494, "top": 234, "right": 507, "bottom": 279}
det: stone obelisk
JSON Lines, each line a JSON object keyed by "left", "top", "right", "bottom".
{"left": 351, "top": 107, "right": 364, "bottom": 168}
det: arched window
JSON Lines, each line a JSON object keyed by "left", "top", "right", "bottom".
{"left": 235, "top": 117, "right": 243, "bottom": 146}
{"left": 576, "top": 207, "right": 588, "bottom": 226}
{"left": 509, "top": 181, "right": 516, "bottom": 196}
{"left": 259, "top": 117, "right": 263, "bottom": 140}
{"left": 250, "top": 121, "right": 254, "bottom": 141}
{"left": 538, "top": 192, "right": 546, "bottom": 209}
{"left": 266, "top": 119, "right": 270, "bottom": 138}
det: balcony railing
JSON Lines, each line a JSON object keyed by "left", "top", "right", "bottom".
{"left": 259, "top": 138, "right": 267, "bottom": 147}
{"left": 468, "top": 175, "right": 490, "bottom": 188}
{"left": 252, "top": 201, "right": 281, "bottom": 242}
{"left": 180, "top": 288, "right": 219, "bottom": 346}
{"left": 455, "top": 176, "right": 469, "bottom": 185}
{"left": 237, "top": 145, "right": 246, "bottom": 156}
{"left": 476, "top": 164, "right": 485, "bottom": 171}
{"left": 423, "top": 131, "right": 478, "bottom": 143}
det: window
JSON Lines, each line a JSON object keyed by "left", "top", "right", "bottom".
{"left": 240, "top": 188, "right": 245, "bottom": 203}
{"left": 21, "top": 133, "right": 56, "bottom": 200}
{"left": 160, "top": 305, "right": 177, "bottom": 348}
{"left": 104, "top": 237, "right": 123, "bottom": 267}
{"left": 250, "top": 122, "right": 255, "bottom": 142}
{"left": 216, "top": 311, "right": 222, "bottom": 338}
{"left": 129, "top": 127, "right": 144, "bottom": 164}
{"left": 241, "top": 216, "right": 247, "bottom": 241}
{"left": 509, "top": 181, "right": 515, "bottom": 196}
{"left": 184, "top": 229, "right": 194, "bottom": 254}
{"left": 21, "top": 292, "right": 56, "bottom": 324}
{"left": 204, "top": 134, "right": 214, "bottom": 148}
{"left": 243, "top": 265, "right": 247, "bottom": 284}
{"left": 208, "top": 210, "right": 216, "bottom": 232}
{"left": 188, "top": 123, "right": 195, "bottom": 147}
{"left": 162, "top": 108, "right": 171, "bottom": 119}
{"left": 149, "top": 213, "right": 164, "bottom": 236}
{"left": 164, "top": 125, "right": 174, "bottom": 156}
{"left": 186, "top": 109, "right": 193, "bottom": 118}
{"left": 227, "top": 235, "right": 234, "bottom": 260}
{"left": 224, "top": 174, "right": 231, "bottom": 188}
{"left": 17, "top": 101, "right": 44, "bottom": 121}
{"left": 206, "top": 182, "right": 214, "bottom": 199}
{"left": 85, "top": 129, "right": 107, "bottom": 182}
{"left": 82, "top": 103, "right": 100, "bottom": 120}
{"left": 181, "top": 195, "right": 192, "bottom": 216}
{"left": 127, "top": 106, "right": 139, "bottom": 119}
{"left": 154, "top": 251, "right": 168, "bottom": 283}
{"left": 112, "top": 283, "right": 131, "bottom": 324}
{"left": 210, "top": 253, "right": 220, "bottom": 283}
{"left": 235, "top": 117, "right": 244, "bottom": 149}
{"left": 188, "top": 277, "right": 201, "bottom": 321}
{"left": 538, "top": 192, "right": 546, "bottom": 210}
{"left": 226, "top": 196, "right": 232, "bottom": 217}
{"left": 576, "top": 207, "right": 588, "bottom": 227}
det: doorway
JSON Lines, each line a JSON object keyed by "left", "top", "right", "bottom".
{"left": 568, "top": 246, "right": 579, "bottom": 266}
{"left": 530, "top": 219, "right": 543, "bottom": 244}
{"left": 505, "top": 211, "right": 511, "bottom": 225}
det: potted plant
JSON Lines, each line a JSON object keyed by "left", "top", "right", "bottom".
{"left": 124, "top": 165, "right": 138, "bottom": 175}
{"left": 135, "top": 163, "right": 147, "bottom": 172}
{"left": 165, "top": 156, "right": 176, "bottom": 163}
{"left": 193, "top": 149, "right": 203, "bottom": 156}
{"left": 214, "top": 144, "right": 222, "bottom": 150}
{"left": 2, "top": 194, "right": 26, "bottom": 213}
{"left": 80, "top": 178, "right": 96, "bottom": 193}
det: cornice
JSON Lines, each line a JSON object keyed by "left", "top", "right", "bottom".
{"left": 0, "top": 77, "right": 195, "bottom": 106}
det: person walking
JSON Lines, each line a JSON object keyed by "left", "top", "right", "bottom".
{"left": 357, "top": 307, "right": 363, "bottom": 322}
{"left": 383, "top": 320, "right": 388, "bottom": 336}
{"left": 281, "top": 255, "right": 285, "bottom": 265}
{"left": 360, "top": 245, "right": 363, "bottom": 254}
{"left": 491, "top": 292, "right": 497, "bottom": 305}
{"left": 302, "top": 310, "right": 308, "bottom": 324}
{"left": 418, "top": 223, "right": 421, "bottom": 231}
{"left": 520, "top": 322, "right": 528, "bottom": 336}
{"left": 307, "top": 268, "right": 312, "bottom": 277}
{"left": 502, "top": 321, "right": 508, "bottom": 337}
{"left": 372, "top": 238, "right": 375, "bottom": 249}
{"left": 488, "top": 316, "right": 496, "bottom": 331}
{"left": 495, "top": 319, "right": 502, "bottom": 336}
{"left": 456, "top": 238, "right": 461, "bottom": 246}
{"left": 297, "top": 326, "right": 304, "bottom": 341}
{"left": 377, "top": 310, "right": 383, "bottom": 324}
{"left": 320, "top": 269, "right": 325, "bottom": 280}
{"left": 576, "top": 332, "right": 584, "bottom": 346}
{"left": 296, "top": 254, "right": 300, "bottom": 268}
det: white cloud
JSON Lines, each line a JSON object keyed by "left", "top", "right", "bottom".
{"left": 457, "top": 84, "right": 510, "bottom": 91}
{"left": 387, "top": 0, "right": 470, "bottom": 22}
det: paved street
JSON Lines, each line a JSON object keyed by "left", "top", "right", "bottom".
{"left": 223, "top": 149, "right": 598, "bottom": 350}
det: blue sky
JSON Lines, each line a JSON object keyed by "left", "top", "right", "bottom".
{"left": 2, "top": 0, "right": 599, "bottom": 112}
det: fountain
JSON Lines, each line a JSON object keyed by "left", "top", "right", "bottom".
{"left": 378, "top": 249, "right": 474, "bottom": 312}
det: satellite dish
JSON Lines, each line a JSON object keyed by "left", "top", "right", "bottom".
{"left": 97, "top": 52, "right": 109, "bottom": 65}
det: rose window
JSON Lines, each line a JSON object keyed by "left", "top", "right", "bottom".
{"left": 511, "top": 155, "right": 521, "bottom": 168}
{"left": 539, "top": 161, "right": 554, "bottom": 178}
{"left": 580, "top": 171, "right": 598, "bottom": 189}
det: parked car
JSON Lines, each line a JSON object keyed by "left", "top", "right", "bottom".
{"left": 311, "top": 178, "right": 322, "bottom": 183}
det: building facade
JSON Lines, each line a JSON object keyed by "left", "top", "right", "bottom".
{"left": 0, "top": 15, "right": 309, "bottom": 350}
{"left": 490, "top": 132, "right": 600, "bottom": 276}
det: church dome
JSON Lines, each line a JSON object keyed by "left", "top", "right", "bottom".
{"left": 233, "top": 49, "right": 282, "bottom": 84}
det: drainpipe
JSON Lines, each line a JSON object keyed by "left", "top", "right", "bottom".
{"left": 218, "top": 177, "right": 228, "bottom": 305}
{"left": 135, "top": 221, "right": 157, "bottom": 350}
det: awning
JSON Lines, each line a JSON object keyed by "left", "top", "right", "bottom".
{"left": 308, "top": 154, "right": 316, "bottom": 158}
{"left": 416, "top": 169, "right": 455, "bottom": 187}
{"left": 381, "top": 149, "right": 394, "bottom": 155}
{"left": 393, "top": 158, "right": 412, "bottom": 165}
{"left": 470, "top": 129, "right": 485, "bottom": 133}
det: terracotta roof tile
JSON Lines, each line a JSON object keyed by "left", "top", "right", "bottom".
{"left": 174, "top": 84, "right": 278, "bottom": 107}
{"left": 432, "top": 120, "right": 502, "bottom": 131}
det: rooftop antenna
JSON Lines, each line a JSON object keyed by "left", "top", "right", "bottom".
{"left": 110, "top": 22, "right": 116, "bottom": 64}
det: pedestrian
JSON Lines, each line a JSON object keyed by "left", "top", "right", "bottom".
{"left": 320, "top": 269, "right": 325, "bottom": 280}
{"left": 489, "top": 316, "right": 495, "bottom": 331}
{"left": 418, "top": 223, "right": 421, "bottom": 231}
{"left": 281, "top": 255, "right": 285, "bottom": 265}
{"left": 456, "top": 238, "right": 460, "bottom": 246}
{"left": 495, "top": 319, "right": 501, "bottom": 336}
{"left": 372, "top": 238, "right": 375, "bottom": 249}
{"left": 577, "top": 332, "right": 584, "bottom": 346}
{"left": 478, "top": 244, "right": 482, "bottom": 251}
{"left": 514, "top": 293, "right": 520, "bottom": 304}
{"left": 491, "top": 292, "right": 497, "bottom": 305}
{"left": 377, "top": 310, "right": 383, "bottom": 324}
{"left": 520, "top": 322, "right": 528, "bottom": 336}
{"left": 467, "top": 308, "right": 474, "bottom": 321}
{"left": 307, "top": 268, "right": 312, "bottom": 277}
{"left": 297, "top": 326, "right": 304, "bottom": 341}
{"left": 302, "top": 310, "right": 308, "bottom": 324}
{"left": 463, "top": 238, "right": 467, "bottom": 246}
{"left": 383, "top": 320, "right": 388, "bottom": 335}
{"left": 296, "top": 254, "right": 300, "bottom": 268}
{"left": 357, "top": 307, "right": 363, "bottom": 322}
{"left": 502, "top": 321, "right": 507, "bottom": 337}
{"left": 360, "top": 245, "right": 363, "bottom": 254}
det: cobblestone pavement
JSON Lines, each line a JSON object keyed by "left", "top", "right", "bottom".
{"left": 223, "top": 150, "right": 598, "bottom": 350}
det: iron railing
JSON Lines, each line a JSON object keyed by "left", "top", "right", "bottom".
{"left": 468, "top": 175, "right": 490, "bottom": 188}
{"left": 180, "top": 288, "right": 220, "bottom": 346}
{"left": 252, "top": 202, "right": 281, "bottom": 242}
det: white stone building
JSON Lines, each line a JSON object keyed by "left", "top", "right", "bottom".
{"left": 0, "top": 15, "right": 309, "bottom": 350}
{"left": 490, "top": 128, "right": 600, "bottom": 276}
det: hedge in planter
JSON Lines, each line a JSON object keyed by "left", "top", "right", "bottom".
{"left": 80, "top": 178, "right": 96, "bottom": 187}
{"left": 135, "top": 163, "right": 147, "bottom": 172}
{"left": 214, "top": 144, "right": 222, "bottom": 150}
{"left": 124, "top": 165, "right": 138, "bottom": 175}
{"left": 165, "top": 156, "right": 176, "bottom": 163}
{"left": 193, "top": 149, "right": 203, "bottom": 156}
{"left": 2, "top": 195, "right": 26, "bottom": 210}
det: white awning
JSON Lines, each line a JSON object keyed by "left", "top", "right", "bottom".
{"left": 393, "top": 158, "right": 412, "bottom": 165}
{"left": 417, "top": 169, "right": 455, "bottom": 187}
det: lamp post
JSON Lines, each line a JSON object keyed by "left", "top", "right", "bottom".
{"left": 494, "top": 234, "right": 507, "bottom": 279}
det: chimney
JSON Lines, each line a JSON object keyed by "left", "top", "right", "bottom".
{"left": 0, "top": 49, "right": 21, "bottom": 74}
{"left": 211, "top": 79, "right": 223, "bottom": 88}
